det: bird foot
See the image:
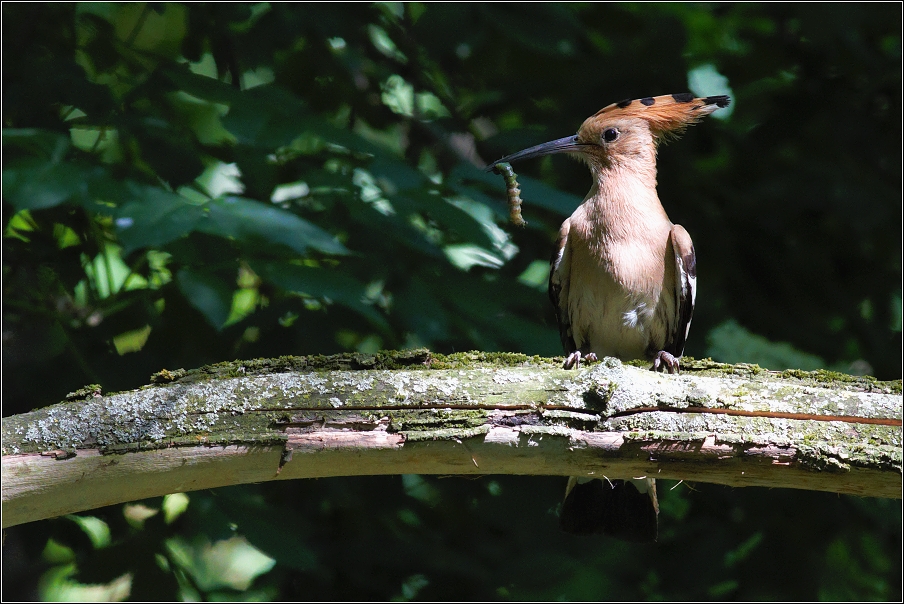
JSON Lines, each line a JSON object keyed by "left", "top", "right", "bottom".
{"left": 652, "top": 351, "right": 680, "bottom": 374}
{"left": 564, "top": 351, "right": 598, "bottom": 370}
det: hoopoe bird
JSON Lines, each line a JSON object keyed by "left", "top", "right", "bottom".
{"left": 489, "top": 93, "right": 730, "bottom": 540}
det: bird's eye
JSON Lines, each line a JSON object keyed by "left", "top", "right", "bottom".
{"left": 602, "top": 128, "right": 619, "bottom": 143}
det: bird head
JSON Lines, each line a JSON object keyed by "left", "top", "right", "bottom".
{"left": 487, "top": 93, "right": 730, "bottom": 172}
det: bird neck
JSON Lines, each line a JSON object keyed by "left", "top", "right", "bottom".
{"left": 582, "top": 161, "right": 670, "bottom": 232}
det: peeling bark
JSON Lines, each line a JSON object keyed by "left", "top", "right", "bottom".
{"left": 2, "top": 352, "right": 901, "bottom": 528}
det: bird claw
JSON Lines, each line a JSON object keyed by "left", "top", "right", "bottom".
{"left": 652, "top": 351, "right": 680, "bottom": 374}
{"left": 564, "top": 351, "right": 598, "bottom": 370}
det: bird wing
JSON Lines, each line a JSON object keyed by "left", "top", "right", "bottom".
{"left": 549, "top": 220, "right": 577, "bottom": 355}
{"left": 665, "top": 223, "right": 696, "bottom": 356}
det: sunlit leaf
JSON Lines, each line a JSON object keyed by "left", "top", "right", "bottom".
{"left": 66, "top": 515, "right": 112, "bottom": 549}
{"left": 163, "top": 493, "right": 191, "bottom": 524}
{"left": 165, "top": 535, "right": 276, "bottom": 592}
{"left": 112, "top": 324, "right": 152, "bottom": 355}
{"left": 212, "top": 491, "right": 319, "bottom": 572}
{"left": 123, "top": 503, "right": 159, "bottom": 528}
{"left": 42, "top": 538, "right": 76, "bottom": 565}
{"left": 38, "top": 564, "right": 132, "bottom": 602}
{"left": 444, "top": 243, "right": 505, "bottom": 270}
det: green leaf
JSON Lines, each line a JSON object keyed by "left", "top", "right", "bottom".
{"left": 65, "top": 515, "right": 112, "bottom": 549}
{"left": 163, "top": 66, "right": 246, "bottom": 106}
{"left": 114, "top": 186, "right": 205, "bottom": 254}
{"left": 3, "top": 128, "right": 70, "bottom": 161}
{"left": 402, "top": 475, "right": 441, "bottom": 506}
{"left": 115, "top": 190, "right": 347, "bottom": 257}
{"left": 705, "top": 319, "right": 831, "bottom": 371}
{"left": 163, "top": 493, "right": 191, "bottom": 524}
{"left": 355, "top": 207, "right": 446, "bottom": 258}
{"left": 2, "top": 159, "right": 86, "bottom": 210}
{"left": 252, "top": 260, "right": 388, "bottom": 328}
{"left": 225, "top": 86, "right": 384, "bottom": 154}
{"left": 724, "top": 531, "right": 764, "bottom": 568}
{"left": 213, "top": 492, "right": 319, "bottom": 572}
{"left": 394, "top": 191, "right": 496, "bottom": 250}
{"left": 369, "top": 156, "right": 426, "bottom": 192}
{"left": 165, "top": 535, "right": 275, "bottom": 592}
{"left": 444, "top": 243, "right": 505, "bottom": 270}
{"left": 202, "top": 196, "right": 348, "bottom": 256}
{"left": 176, "top": 268, "right": 235, "bottom": 330}
{"left": 222, "top": 87, "right": 310, "bottom": 149}
{"left": 134, "top": 128, "right": 205, "bottom": 187}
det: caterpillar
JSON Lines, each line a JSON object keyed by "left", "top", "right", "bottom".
{"left": 492, "top": 162, "right": 526, "bottom": 227}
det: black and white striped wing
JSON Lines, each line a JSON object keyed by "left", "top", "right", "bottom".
{"left": 665, "top": 224, "right": 696, "bottom": 357}
{"left": 548, "top": 220, "right": 577, "bottom": 355}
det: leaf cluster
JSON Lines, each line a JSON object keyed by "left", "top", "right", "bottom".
{"left": 2, "top": 3, "right": 900, "bottom": 601}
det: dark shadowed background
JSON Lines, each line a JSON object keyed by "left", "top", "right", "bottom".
{"left": 3, "top": 3, "right": 901, "bottom": 600}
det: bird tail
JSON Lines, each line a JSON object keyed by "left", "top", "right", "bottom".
{"left": 560, "top": 477, "right": 659, "bottom": 542}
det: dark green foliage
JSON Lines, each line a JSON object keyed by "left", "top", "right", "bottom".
{"left": 2, "top": 2, "right": 900, "bottom": 600}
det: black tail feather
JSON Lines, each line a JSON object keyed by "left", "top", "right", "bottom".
{"left": 560, "top": 478, "right": 658, "bottom": 542}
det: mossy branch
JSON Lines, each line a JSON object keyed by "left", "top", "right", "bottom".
{"left": 2, "top": 351, "right": 901, "bottom": 528}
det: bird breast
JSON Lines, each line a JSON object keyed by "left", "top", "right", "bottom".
{"left": 565, "top": 200, "right": 676, "bottom": 360}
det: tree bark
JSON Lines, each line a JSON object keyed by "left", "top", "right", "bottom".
{"left": 2, "top": 351, "right": 901, "bottom": 528}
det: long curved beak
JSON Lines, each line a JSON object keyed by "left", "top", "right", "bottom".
{"left": 485, "top": 135, "right": 591, "bottom": 171}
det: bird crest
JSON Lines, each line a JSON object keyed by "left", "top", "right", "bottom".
{"left": 584, "top": 93, "right": 730, "bottom": 142}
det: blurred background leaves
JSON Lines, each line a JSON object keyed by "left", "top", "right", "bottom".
{"left": 2, "top": 2, "right": 900, "bottom": 600}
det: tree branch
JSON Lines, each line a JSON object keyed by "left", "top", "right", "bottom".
{"left": 2, "top": 352, "right": 901, "bottom": 528}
